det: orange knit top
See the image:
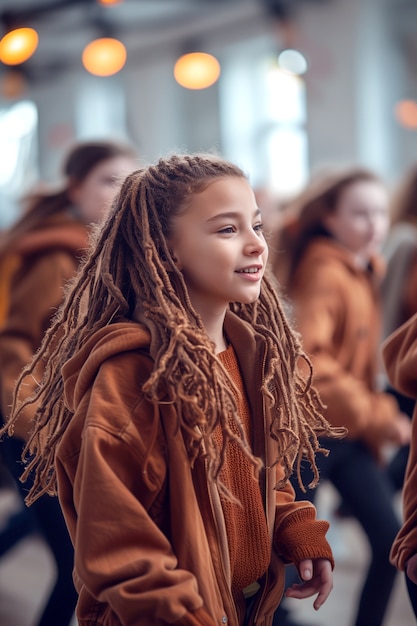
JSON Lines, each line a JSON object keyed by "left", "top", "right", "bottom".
{"left": 214, "top": 344, "right": 270, "bottom": 592}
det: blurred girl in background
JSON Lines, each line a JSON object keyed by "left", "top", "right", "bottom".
{"left": 0, "top": 138, "right": 137, "bottom": 626}
{"left": 271, "top": 167, "right": 411, "bottom": 626}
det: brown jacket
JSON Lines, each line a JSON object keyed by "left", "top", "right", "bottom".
{"left": 288, "top": 238, "right": 399, "bottom": 450}
{"left": 383, "top": 313, "right": 417, "bottom": 571}
{"left": 0, "top": 212, "right": 89, "bottom": 438}
{"left": 56, "top": 312, "right": 333, "bottom": 626}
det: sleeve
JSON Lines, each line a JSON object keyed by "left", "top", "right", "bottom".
{"left": 292, "top": 264, "right": 399, "bottom": 444}
{"left": 403, "top": 251, "right": 417, "bottom": 322}
{"left": 383, "top": 314, "right": 417, "bottom": 570}
{"left": 390, "top": 428, "right": 417, "bottom": 571}
{"left": 272, "top": 465, "right": 333, "bottom": 568}
{"left": 59, "top": 423, "right": 215, "bottom": 626}
{"left": 0, "top": 251, "right": 77, "bottom": 438}
{"left": 382, "top": 312, "right": 417, "bottom": 399}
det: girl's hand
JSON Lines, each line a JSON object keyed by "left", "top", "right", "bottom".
{"left": 285, "top": 558, "right": 333, "bottom": 610}
{"left": 406, "top": 554, "right": 417, "bottom": 585}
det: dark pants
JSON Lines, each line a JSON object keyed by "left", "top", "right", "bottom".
{"left": 406, "top": 574, "right": 417, "bottom": 619}
{"left": 384, "top": 385, "right": 414, "bottom": 492}
{"left": 1, "top": 436, "right": 77, "bottom": 626}
{"left": 291, "top": 439, "right": 400, "bottom": 626}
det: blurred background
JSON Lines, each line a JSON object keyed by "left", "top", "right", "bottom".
{"left": 1, "top": 2, "right": 417, "bottom": 626}
{"left": 0, "top": 0, "right": 416, "bottom": 227}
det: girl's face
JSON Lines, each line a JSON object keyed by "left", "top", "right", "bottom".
{"left": 168, "top": 176, "right": 268, "bottom": 320}
{"left": 70, "top": 155, "right": 135, "bottom": 224}
{"left": 323, "top": 180, "right": 390, "bottom": 263}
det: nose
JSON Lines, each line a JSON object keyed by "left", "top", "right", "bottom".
{"left": 245, "top": 228, "right": 267, "bottom": 256}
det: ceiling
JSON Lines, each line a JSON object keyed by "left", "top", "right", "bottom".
{"left": 0, "top": 0, "right": 326, "bottom": 83}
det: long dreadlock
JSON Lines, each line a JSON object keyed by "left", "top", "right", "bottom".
{"left": 2, "top": 153, "right": 344, "bottom": 504}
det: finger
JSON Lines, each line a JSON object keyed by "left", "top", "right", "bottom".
{"left": 285, "top": 580, "right": 319, "bottom": 600}
{"left": 313, "top": 581, "right": 332, "bottom": 610}
{"left": 313, "top": 575, "right": 333, "bottom": 610}
{"left": 298, "top": 559, "right": 313, "bottom": 581}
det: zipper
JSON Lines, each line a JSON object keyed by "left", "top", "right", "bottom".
{"left": 197, "top": 429, "right": 238, "bottom": 626}
{"left": 253, "top": 346, "right": 271, "bottom": 624}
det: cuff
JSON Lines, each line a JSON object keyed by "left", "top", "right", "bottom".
{"left": 274, "top": 506, "right": 334, "bottom": 569}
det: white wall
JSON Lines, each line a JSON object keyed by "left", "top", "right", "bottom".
{"left": 2, "top": 0, "right": 417, "bottom": 192}
{"left": 296, "top": 0, "right": 414, "bottom": 183}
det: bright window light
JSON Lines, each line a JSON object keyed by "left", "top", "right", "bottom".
{"left": 0, "top": 100, "right": 38, "bottom": 227}
{"left": 278, "top": 49, "right": 308, "bottom": 75}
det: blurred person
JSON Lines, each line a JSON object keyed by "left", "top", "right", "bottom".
{"left": 2, "top": 153, "right": 345, "bottom": 626}
{"left": 381, "top": 163, "right": 417, "bottom": 342}
{"left": 0, "top": 138, "right": 137, "bottom": 626}
{"left": 383, "top": 311, "right": 417, "bottom": 618}
{"left": 270, "top": 167, "right": 411, "bottom": 626}
{"left": 379, "top": 165, "right": 417, "bottom": 491}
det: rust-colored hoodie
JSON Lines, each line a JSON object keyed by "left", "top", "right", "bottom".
{"left": 382, "top": 313, "right": 417, "bottom": 571}
{"left": 0, "top": 212, "right": 89, "bottom": 438}
{"left": 288, "top": 237, "right": 399, "bottom": 452}
{"left": 56, "top": 311, "right": 333, "bottom": 626}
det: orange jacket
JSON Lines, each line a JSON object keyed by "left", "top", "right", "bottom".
{"left": 287, "top": 237, "right": 399, "bottom": 450}
{"left": 55, "top": 312, "right": 333, "bottom": 626}
{"left": 0, "top": 212, "right": 89, "bottom": 439}
{"left": 383, "top": 313, "right": 417, "bottom": 571}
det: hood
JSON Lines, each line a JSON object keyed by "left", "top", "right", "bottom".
{"left": 13, "top": 215, "right": 89, "bottom": 258}
{"left": 304, "top": 236, "right": 386, "bottom": 281}
{"left": 15, "top": 223, "right": 89, "bottom": 258}
{"left": 63, "top": 322, "right": 151, "bottom": 412}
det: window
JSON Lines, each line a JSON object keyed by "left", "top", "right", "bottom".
{"left": 0, "top": 100, "right": 38, "bottom": 228}
{"left": 259, "top": 63, "right": 308, "bottom": 197}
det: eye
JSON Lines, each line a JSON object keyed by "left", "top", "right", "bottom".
{"left": 218, "top": 226, "right": 236, "bottom": 234}
{"left": 254, "top": 222, "right": 264, "bottom": 233}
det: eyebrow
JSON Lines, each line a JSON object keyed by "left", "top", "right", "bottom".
{"left": 206, "top": 208, "right": 262, "bottom": 223}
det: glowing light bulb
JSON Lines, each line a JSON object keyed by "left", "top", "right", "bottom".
{"left": 0, "top": 27, "right": 39, "bottom": 65}
{"left": 395, "top": 100, "right": 417, "bottom": 129}
{"left": 82, "top": 38, "right": 127, "bottom": 77}
{"left": 278, "top": 49, "right": 308, "bottom": 75}
{"left": 174, "top": 52, "right": 220, "bottom": 90}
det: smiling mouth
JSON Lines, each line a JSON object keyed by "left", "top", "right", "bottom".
{"left": 236, "top": 267, "right": 261, "bottom": 273}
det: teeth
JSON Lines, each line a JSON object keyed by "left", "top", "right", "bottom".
{"left": 239, "top": 267, "right": 259, "bottom": 273}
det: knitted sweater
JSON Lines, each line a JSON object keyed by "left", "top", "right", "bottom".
{"left": 215, "top": 345, "right": 270, "bottom": 592}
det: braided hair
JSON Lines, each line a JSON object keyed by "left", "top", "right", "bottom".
{"left": 3, "top": 153, "right": 344, "bottom": 504}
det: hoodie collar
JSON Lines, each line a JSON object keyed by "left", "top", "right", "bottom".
{"left": 63, "top": 322, "right": 151, "bottom": 411}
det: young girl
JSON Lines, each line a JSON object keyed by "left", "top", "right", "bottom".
{"left": 271, "top": 167, "right": 411, "bottom": 626}
{"left": 4, "top": 154, "right": 343, "bottom": 626}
